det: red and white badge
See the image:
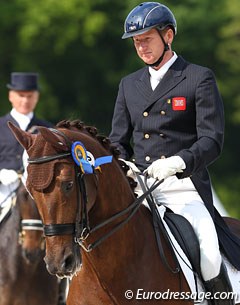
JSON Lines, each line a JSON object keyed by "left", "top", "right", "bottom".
{"left": 172, "top": 97, "right": 186, "bottom": 111}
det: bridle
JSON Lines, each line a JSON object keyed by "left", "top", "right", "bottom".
{"left": 18, "top": 183, "right": 44, "bottom": 248}
{"left": 28, "top": 128, "right": 162, "bottom": 253}
{"left": 28, "top": 128, "right": 91, "bottom": 241}
{"left": 28, "top": 128, "right": 186, "bottom": 290}
{"left": 19, "top": 219, "right": 44, "bottom": 249}
{"left": 0, "top": 179, "right": 44, "bottom": 248}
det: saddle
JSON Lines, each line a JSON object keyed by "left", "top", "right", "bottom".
{"left": 135, "top": 173, "right": 202, "bottom": 280}
{"left": 163, "top": 208, "right": 202, "bottom": 280}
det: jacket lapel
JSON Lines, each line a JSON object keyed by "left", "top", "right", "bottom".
{"left": 7, "top": 113, "right": 20, "bottom": 128}
{"left": 135, "top": 56, "right": 188, "bottom": 110}
{"left": 134, "top": 67, "right": 153, "bottom": 100}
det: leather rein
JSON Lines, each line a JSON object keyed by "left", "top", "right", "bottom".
{"left": 28, "top": 129, "right": 162, "bottom": 253}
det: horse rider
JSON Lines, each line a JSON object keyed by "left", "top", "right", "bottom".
{"left": 0, "top": 72, "right": 53, "bottom": 209}
{"left": 110, "top": 2, "right": 240, "bottom": 304}
{"left": 0, "top": 72, "right": 69, "bottom": 305}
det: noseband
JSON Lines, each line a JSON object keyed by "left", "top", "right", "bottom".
{"left": 28, "top": 128, "right": 162, "bottom": 253}
{"left": 19, "top": 219, "right": 44, "bottom": 248}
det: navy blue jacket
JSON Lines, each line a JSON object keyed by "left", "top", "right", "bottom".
{"left": 0, "top": 113, "right": 53, "bottom": 172}
{"left": 110, "top": 56, "right": 240, "bottom": 269}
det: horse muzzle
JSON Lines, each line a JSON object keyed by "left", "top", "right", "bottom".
{"left": 44, "top": 243, "right": 82, "bottom": 278}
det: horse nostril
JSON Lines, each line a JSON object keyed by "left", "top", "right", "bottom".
{"left": 62, "top": 253, "right": 75, "bottom": 272}
{"left": 23, "top": 249, "right": 40, "bottom": 264}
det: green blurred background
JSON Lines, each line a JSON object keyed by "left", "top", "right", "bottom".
{"left": 0, "top": 0, "right": 239, "bottom": 216}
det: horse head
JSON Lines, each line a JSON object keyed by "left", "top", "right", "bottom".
{"left": 9, "top": 120, "right": 134, "bottom": 279}
{"left": 17, "top": 182, "right": 45, "bottom": 264}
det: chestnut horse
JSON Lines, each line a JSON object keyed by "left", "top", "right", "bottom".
{"left": 0, "top": 181, "right": 60, "bottom": 305}
{"left": 9, "top": 120, "right": 240, "bottom": 305}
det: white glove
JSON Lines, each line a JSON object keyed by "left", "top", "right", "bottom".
{"left": 0, "top": 169, "right": 19, "bottom": 186}
{"left": 119, "top": 159, "right": 140, "bottom": 179}
{"left": 145, "top": 156, "right": 186, "bottom": 181}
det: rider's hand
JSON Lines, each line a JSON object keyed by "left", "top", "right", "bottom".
{"left": 0, "top": 169, "right": 19, "bottom": 185}
{"left": 119, "top": 159, "right": 140, "bottom": 173}
{"left": 119, "top": 159, "right": 140, "bottom": 179}
{"left": 145, "top": 156, "right": 186, "bottom": 181}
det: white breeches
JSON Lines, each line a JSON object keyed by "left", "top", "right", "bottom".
{"left": 136, "top": 175, "right": 222, "bottom": 281}
{"left": 0, "top": 180, "right": 19, "bottom": 208}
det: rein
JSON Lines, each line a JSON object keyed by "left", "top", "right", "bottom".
{"left": 76, "top": 178, "right": 162, "bottom": 252}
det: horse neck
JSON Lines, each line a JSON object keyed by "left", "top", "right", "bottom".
{"left": 91, "top": 162, "right": 136, "bottom": 223}
{"left": 83, "top": 164, "right": 165, "bottom": 298}
{"left": 88, "top": 162, "right": 155, "bottom": 264}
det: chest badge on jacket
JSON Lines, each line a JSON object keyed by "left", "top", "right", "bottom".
{"left": 172, "top": 97, "right": 186, "bottom": 111}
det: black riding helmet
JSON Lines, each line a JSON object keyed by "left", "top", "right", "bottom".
{"left": 122, "top": 2, "right": 177, "bottom": 39}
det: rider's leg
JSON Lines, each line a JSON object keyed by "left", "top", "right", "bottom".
{"left": 166, "top": 200, "right": 222, "bottom": 281}
{"left": 150, "top": 176, "right": 234, "bottom": 305}
{"left": 204, "top": 262, "right": 235, "bottom": 305}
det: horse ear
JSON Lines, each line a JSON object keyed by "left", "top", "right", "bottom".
{"left": 8, "top": 121, "right": 33, "bottom": 150}
{"left": 37, "top": 126, "right": 70, "bottom": 151}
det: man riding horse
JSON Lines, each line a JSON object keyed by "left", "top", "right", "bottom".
{"left": 110, "top": 2, "right": 240, "bottom": 304}
{"left": 0, "top": 73, "right": 67, "bottom": 305}
{"left": 0, "top": 72, "right": 53, "bottom": 204}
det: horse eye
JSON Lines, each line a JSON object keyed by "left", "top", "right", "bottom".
{"left": 62, "top": 181, "right": 74, "bottom": 192}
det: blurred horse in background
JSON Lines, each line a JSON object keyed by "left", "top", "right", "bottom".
{"left": 0, "top": 181, "right": 63, "bottom": 305}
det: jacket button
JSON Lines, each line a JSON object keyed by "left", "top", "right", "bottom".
{"left": 160, "top": 110, "right": 166, "bottom": 115}
{"left": 160, "top": 155, "right": 166, "bottom": 159}
{"left": 143, "top": 112, "right": 148, "bottom": 117}
{"left": 145, "top": 156, "right": 151, "bottom": 161}
{"left": 159, "top": 133, "right": 164, "bottom": 137}
{"left": 144, "top": 133, "right": 150, "bottom": 139}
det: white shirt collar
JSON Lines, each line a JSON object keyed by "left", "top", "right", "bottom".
{"left": 149, "top": 52, "right": 178, "bottom": 90}
{"left": 10, "top": 108, "right": 33, "bottom": 131}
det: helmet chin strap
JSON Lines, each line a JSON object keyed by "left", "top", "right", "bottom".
{"left": 147, "top": 32, "right": 169, "bottom": 68}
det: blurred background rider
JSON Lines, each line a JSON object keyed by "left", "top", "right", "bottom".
{"left": 0, "top": 72, "right": 53, "bottom": 208}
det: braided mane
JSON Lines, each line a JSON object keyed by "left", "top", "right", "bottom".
{"left": 56, "top": 120, "right": 137, "bottom": 193}
{"left": 56, "top": 119, "right": 121, "bottom": 159}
